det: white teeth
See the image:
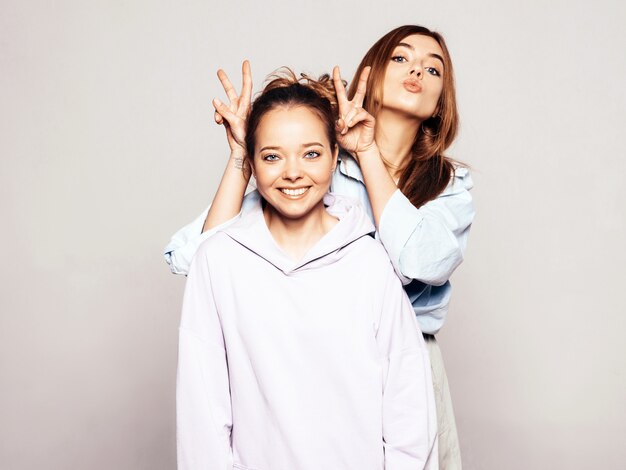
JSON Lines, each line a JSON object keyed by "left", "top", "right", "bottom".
{"left": 281, "top": 187, "right": 308, "bottom": 196}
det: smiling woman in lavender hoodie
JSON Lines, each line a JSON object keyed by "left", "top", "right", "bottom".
{"left": 176, "top": 72, "right": 437, "bottom": 469}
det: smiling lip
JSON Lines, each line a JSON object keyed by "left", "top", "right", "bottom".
{"left": 279, "top": 187, "right": 310, "bottom": 197}
{"left": 403, "top": 79, "right": 422, "bottom": 93}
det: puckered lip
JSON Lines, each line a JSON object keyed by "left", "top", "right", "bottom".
{"left": 402, "top": 78, "right": 422, "bottom": 93}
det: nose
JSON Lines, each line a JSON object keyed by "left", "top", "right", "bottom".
{"left": 409, "top": 67, "right": 422, "bottom": 78}
{"left": 282, "top": 157, "right": 303, "bottom": 181}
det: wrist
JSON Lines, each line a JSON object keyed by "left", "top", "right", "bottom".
{"left": 355, "top": 143, "right": 380, "bottom": 160}
{"left": 229, "top": 150, "right": 248, "bottom": 167}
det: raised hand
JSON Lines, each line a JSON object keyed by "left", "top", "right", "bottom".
{"left": 201, "top": 61, "right": 253, "bottom": 233}
{"left": 332, "top": 66, "right": 376, "bottom": 157}
{"left": 212, "top": 60, "right": 253, "bottom": 158}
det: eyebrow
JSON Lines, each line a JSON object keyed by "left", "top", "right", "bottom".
{"left": 259, "top": 142, "right": 325, "bottom": 152}
{"left": 396, "top": 42, "right": 445, "bottom": 67}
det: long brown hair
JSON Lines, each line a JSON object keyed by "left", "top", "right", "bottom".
{"left": 348, "top": 25, "right": 459, "bottom": 208}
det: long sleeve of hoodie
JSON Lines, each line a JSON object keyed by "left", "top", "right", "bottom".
{"left": 177, "top": 248, "right": 232, "bottom": 470}
{"left": 377, "top": 270, "right": 438, "bottom": 470}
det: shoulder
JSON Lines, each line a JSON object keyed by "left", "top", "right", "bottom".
{"left": 429, "top": 164, "right": 473, "bottom": 201}
{"left": 346, "top": 236, "right": 402, "bottom": 291}
{"left": 194, "top": 231, "right": 233, "bottom": 261}
{"left": 351, "top": 234, "right": 394, "bottom": 267}
{"left": 185, "top": 231, "right": 235, "bottom": 280}
{"left": 449, "top": 165, "right": 473, "bottom": 192}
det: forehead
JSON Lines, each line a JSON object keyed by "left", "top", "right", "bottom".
{"left": 256, "top": 106, "right": 329, "bottom": 143}
{"left": 395, "top": 34, "right": 444, "bottom": 57}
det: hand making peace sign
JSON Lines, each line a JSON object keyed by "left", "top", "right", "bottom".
{"left": 332, "top": 66, "right": 377, "bottom": 158}
{"left": 212, "top": 60, "right": 253, "bottom": 158}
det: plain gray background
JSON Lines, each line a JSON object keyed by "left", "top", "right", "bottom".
{"left": 1, "top": 0, "right": 625, "bottom": 469}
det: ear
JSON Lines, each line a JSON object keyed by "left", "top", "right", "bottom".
{"left": 248, "top": 157, "right": 256, "bottom": 179}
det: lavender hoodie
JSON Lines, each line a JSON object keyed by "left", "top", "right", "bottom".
{"left": 177, "top": 192, "right": 438, "bottom": 470}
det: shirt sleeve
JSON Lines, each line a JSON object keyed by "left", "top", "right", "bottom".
{"left": 164, "top": 191, "right": 259, "bottom": 275}
{"left": 176, "top": 247, "right": 233, "bottom": 470}
{"left": 377, "top": 267, "right": 438, "bottom": 469}
{"left": 377, "top": 167, "right": 475, "bottom": 286}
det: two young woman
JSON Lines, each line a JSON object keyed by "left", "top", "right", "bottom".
{"left": 169, "top": 25, "right": 474, "bottom": 469}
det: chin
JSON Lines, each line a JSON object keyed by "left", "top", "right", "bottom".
{"left": 269, "top": 204, "right": 309, "bottom": 219}
{"left": 384, "top": 102, "right": 430, "bottom": 121}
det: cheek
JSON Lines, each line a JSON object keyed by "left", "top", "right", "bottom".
{"left": 311, "top": 164, "right": 334, "bottom": 185}
{"left": 430, "top": 81, "right": 444, "bottom": 101}
{"left": 251, "top": 161, "right": 274, "bottom": 186}
{"left": 255, "top": 169, "right": 277, "bottom": 186}
{"left": 382, "top": 77, "right": 395, "bottom": 97}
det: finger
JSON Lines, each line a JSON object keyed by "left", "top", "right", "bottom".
{"left": 352, "top": 66, "right": 371, "bottom": 107}
{"left": 239, "top": 60, "right": 253, "bottom": 115}
{"left": 332, "top": 66, "right": 348, "bottom": 106}
{"left": 343, "top": 107, "right": 360, "bottom": 127}
{"left": 214, "top": 110, "right": 224, "bottom": 125}
{"left": 217, "top": 69, "right": 238, "bottom": 103}
{"left": 335, "top": 117, "right": 350, "bottom": 136}
{"left": 213, "top": 98, "right": 239, "bottom": 125}
{"left": 347, "top": 108, "right": 375, "bottom": 128}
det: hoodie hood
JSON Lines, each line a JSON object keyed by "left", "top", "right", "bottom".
{"left": 222, "top": 191, "right": 375, "bottom": 274}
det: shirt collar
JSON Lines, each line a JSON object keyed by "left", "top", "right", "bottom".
{"left": 337, "top": 149, "right": 364, "bottom": 183}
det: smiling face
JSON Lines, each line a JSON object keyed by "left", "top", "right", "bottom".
{"left": 381, "top": 34, "right": 445, "bottom": 122}
{"left": 251, "top": 105, "right": 338, "bottom": 224}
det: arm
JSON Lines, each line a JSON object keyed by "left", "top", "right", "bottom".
{"left": 202, "top": 150, "right": 250, "bottom": 233}
{"left": 377, "top": 168, "right": 474, "bottom": 286}
{"left": 354, "top": 144, "right": 397, "bottom": 225}
{"left": 332, "top": 66, "right": 396, "bottom": 225}
{"left": 177, "top": 246, "right": 232, "bottom": 469}
{"left": 203, "top": 60, "right": 253, "bottom": 232}
{"left": 164, "top": 61, "right": 254, "bottom": 275}
{"left": 377, "top": 268, "right": 438, "bottom": 469}
{"left": 353, "top": 145, "right": 474, "bottom": 286}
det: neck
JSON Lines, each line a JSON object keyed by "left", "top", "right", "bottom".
{"left": 374, "top": 109, "right": 421, "bottom": 181}
{"left": 263, "top": 201, "right": 338, "bottom": 261}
